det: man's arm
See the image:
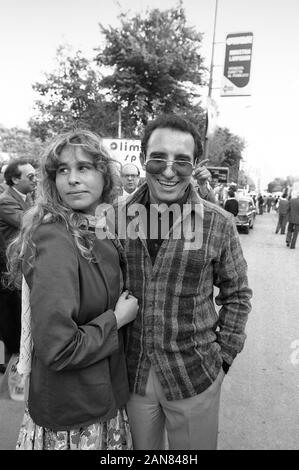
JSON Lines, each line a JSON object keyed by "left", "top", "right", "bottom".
{"left": 213, "top": 217, "right": 252, "bottom": 367}
{"left": 0, "top": 198, "right": 25, "bottom": 228}
{"left": 193, "top": 159, "right": 216, "bottom": 203}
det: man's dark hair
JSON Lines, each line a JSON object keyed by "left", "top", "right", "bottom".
{"left": 228, "top": 189, "right": 235, "bottom": 198}
{"left": 4, "top": 158, "right": 31, "bottom": 186}
{"left": 141, "top": 114, "right": 203, "bottom": 163}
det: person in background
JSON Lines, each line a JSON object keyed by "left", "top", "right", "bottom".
{"left": 0, "top": 159, "right": 37, "bottom": 380}
{"left": 275, "top": 193, "right": 289, "bottom": 234}
{"left": 6, "top": 129, "right": 138, "bottom": 450}
{"left": 273, "top": 195, "right": 280, "bottom": 212}
{"left": 224, "top": 189, "right": 239, "bottom": 217}
{"left": 116, "top": 114, "right": 252, "bottom": 450}
{"left": 257, "top": 194, "right": 264, "bottom": 215}
{"left": 266, "top": 194, "right": 273, "bottom": 212}
{"left": 286, "top": 191, "right": 299, "bottom": 249}
{"left": 119, "top": 163, "right": 140, "bottom": 201}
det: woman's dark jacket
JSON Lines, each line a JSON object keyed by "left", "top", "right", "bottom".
{"left": 23, "top": 222, "right": 129, "bottom": 431}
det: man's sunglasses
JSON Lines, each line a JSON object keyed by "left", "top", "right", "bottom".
{"left": 144, "top": 158, "right": 194, "bottom": 177}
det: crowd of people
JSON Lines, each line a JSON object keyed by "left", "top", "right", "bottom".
{"left": 215, "top": 183, "right": 299, "bottom": 249}
{"left": 252, "top": 190, "right": 299, "bottom": 249}
{"left": 275, "top": 191, "right": 299, "bottom": 249}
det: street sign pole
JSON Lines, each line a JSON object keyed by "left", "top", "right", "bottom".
{"left": 204, "top": 0, "right": 219, "bottom": 160}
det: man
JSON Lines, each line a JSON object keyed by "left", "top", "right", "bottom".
{"left": 266, "top": 194, "right": 273, "bottom": 212}
{"left": 224, "top": 189, "right": 239, "bottom": 217}
{"left": 275, "top": 193, "right": 289, "bottom": 234}
{"left": 116, "top": 115, "right": 252, "bottom": 450}
{"left": 257, "top": 193, "right": 264, "bottom": 215}
{"left": 119, "top": 163, "right": 140, "bottom": 201}
{"left": 0, "top": 159, "right": 37, "bottom": 370}
{"left": 286, "top": 191, "right": 299, "bottom": 249}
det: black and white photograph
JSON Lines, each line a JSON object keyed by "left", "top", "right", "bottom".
{"left": 0, "top": 0, "right": 298, "bottom": 452}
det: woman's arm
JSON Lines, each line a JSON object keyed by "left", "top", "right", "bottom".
{"left": 24, "top": 224, "right": 119, "bottom": 371}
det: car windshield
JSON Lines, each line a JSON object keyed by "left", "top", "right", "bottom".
{"left": 239, "top": 200, "right": 249, "bottom": 210}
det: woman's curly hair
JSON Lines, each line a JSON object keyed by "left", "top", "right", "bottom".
{"left": 6, "top": 128, "right": 119, "bottom": 289}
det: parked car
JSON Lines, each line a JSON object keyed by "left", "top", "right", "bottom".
{"left": 236, "top": 196, "right": 256, "bottom": 234}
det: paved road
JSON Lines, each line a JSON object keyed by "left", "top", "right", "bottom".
{"left": 218, "top": 210, "right": 299, "bottom": 449}
{"left": 1, "top": 210, "right": 298, "bottom": 450}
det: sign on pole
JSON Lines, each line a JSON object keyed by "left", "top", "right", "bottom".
{"left": 103, "top": 138, "right": 143, "bottom": 175}
{"left": 207, "top": 166, "right": 229, "bottom": 185}
{"left": 221, "top": 32, "right": 253, "bottom": 97}
{"left": 205, "top": 97, "right": 218, "bottom": 137}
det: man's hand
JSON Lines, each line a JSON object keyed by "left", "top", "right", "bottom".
{"left": 193, "top": 159, "right": 211, "bottom": 185}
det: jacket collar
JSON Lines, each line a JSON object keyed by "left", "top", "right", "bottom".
{"left": 7, "top": 186, "right": 30, "bottom": 209}
{"left": 116, "top": 182, "right": 204, "bottom": 250}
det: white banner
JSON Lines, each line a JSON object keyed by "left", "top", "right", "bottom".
{"left": 103, "top": 138, "right": 143, "bottom": 175}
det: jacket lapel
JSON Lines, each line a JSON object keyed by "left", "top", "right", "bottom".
{"left": 8, "top": 187, "right": 30, "bottom": 210}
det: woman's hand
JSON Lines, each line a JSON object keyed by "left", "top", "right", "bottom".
{"left": 114, "top": 290, "right": 139, "bottom": 329}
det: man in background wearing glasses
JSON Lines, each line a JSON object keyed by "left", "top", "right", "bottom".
{"left": 119, "top": 163, "right": 140, "bottom": 201}
{"left": 0, "top": 159, "right": 37, "bottom": 378}
{"left": 118, "top": 114, "right": 252, "bottom": 450}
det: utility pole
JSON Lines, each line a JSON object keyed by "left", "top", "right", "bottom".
{"left": 118, "top": 104, "right": 122, "bottom": 139}
{"left": 204, "top": 0, "right": 219, "bottom": 159}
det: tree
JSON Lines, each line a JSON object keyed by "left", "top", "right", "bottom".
{"left": 208, "top": 127, "right": 245, "bottom": 183}
{"left": 237, "top": 169, "right": 256, "bottom": 191}
{"left": 0, "top": 125, "right": 43, "bottom": 162}
{"left": 267, "top": 177, "right": 287, "bottom": 193}
{"left": 286, "top": 175, "right": 299, "bottom": 187}
{"left": 29, "top": 46, "right": 120, "bottom": 141}
{"left": 27, "top": 3, "right": 246, "bottom": 180}
{"left": 95, "top": 2, "right": 207, "bottom": 134}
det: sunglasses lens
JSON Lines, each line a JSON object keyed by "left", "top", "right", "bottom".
{"left": 145, "top": 159, "right": 193, "bottom": 176}
{"left": 173, "top": 162, "right": 193, "bottom": 176}
{"left": 145, "top": 160, "right": 166, "bottom": 174}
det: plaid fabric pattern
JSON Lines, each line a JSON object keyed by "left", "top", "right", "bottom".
{"left": 117, "top": 184, "right": 252, "bottom": 401}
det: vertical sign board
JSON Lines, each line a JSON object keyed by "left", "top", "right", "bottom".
{"left": 207, "top": 167, "right": 229, "bottom": 185}
{"left": 221, "top": 32, "right": 253, "bottom": 97}
{"left": 103, "top": 138, "right": 143, "bottom": 175}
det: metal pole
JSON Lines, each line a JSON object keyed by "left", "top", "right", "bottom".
{"left": 118, "top": 105, "right": 122, "bottom": 139}
{"left": 204, "top": 0, "right": 219, "bottom": 159}
{"left": 208, "top": 0, "right": 218, "bottom": 99}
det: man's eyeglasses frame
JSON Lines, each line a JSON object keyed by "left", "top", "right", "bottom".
{"left": 144, "top": 158, "right": 194, "bottom": 177}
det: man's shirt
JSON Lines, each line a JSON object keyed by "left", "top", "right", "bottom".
{"left": 116, "top": 183, "right": 252, "bottom": 400}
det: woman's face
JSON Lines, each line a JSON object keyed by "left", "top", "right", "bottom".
{"left": 55, "top": 145, "right": 105, "bottom": 215}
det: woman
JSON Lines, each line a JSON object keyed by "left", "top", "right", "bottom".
{"left": 6, "top": 129, "right": 138, "bottom": 450}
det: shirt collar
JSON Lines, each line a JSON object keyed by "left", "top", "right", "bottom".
{"left": 13, "top": 187, "right": 27, "bottom": 201}
{"left": 123, "top": 188, "right": 137, "bottom": 198}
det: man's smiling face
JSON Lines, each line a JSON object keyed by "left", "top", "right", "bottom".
{"left": 141, "top": 127, "right": 195, "bottom": 204}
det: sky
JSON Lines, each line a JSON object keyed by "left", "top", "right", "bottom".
{"left": 0, "top": 0, "right": 299, "bottom": 188}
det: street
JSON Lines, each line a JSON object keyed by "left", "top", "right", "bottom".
{"left": 1, "top": 210, "right": 299, "bottom": 450}
{"left": 218, "top": 210, "right": 299, "bottom": 449}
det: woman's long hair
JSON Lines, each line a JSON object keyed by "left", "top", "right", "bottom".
{"left": 6, "top": 129, "right": 118, "bottom": 289}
